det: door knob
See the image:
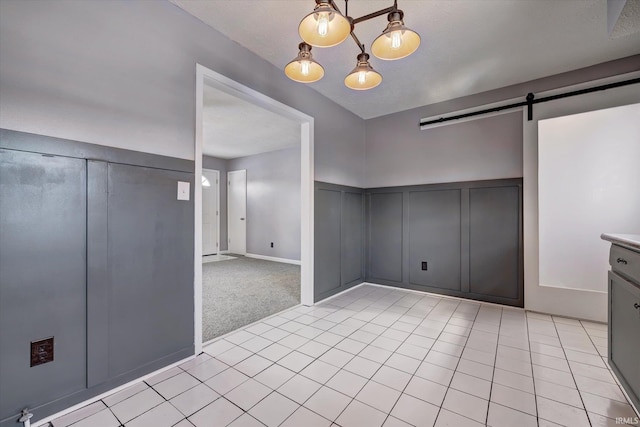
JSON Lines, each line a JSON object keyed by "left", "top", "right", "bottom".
{"left": 240, "top": 218, "right": 245, "bottom": 220}
{"left": 634, "top": 303, "right": 640, "bottom": 310}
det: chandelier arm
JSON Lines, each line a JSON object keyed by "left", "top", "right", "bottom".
{"left": 328, "top": 0, "right": 344, "bottom": 16}
{"left": 351, "top": 5, "right": 397, "bottom": 25}
{"left": 349, "top": 32, "right": 366, "bottom": 54}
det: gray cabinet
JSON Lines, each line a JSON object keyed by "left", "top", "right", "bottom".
{"left": 607, "top": 242, "right": 640, "bottom": 412}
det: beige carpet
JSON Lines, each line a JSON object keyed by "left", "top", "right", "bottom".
{"left": 202, "top": 256, "right": 300, "bottom": 342}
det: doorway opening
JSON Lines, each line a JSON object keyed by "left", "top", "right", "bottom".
{"left": 194, "top": 65, "right": 314, "bottom": 353}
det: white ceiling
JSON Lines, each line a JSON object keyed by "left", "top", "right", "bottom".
{"left": 173, "top": 0, "right": 640, "bottom": 119}
{"left": 203, "top": 84, "right": 300, "bottom": 159}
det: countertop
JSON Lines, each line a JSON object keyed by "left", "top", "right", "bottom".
{"left": 601, "top": 233, "right": 640, "bottom": 252}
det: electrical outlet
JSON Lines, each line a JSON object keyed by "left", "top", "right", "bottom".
{"left": 270, "top": 242, "right": 274, "bottom": 248}
{"left": 31, "top": 337, "right": 54, "bottom": 367}
{"left": 421, "top": 261, "right": 428, "bottom": 271}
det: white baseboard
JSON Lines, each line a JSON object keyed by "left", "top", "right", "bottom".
{"left": 244, "top": 253, "right": 301, "bottom": 265}
{"left": 220, "top": 250, "right": 230, "bottom": 254}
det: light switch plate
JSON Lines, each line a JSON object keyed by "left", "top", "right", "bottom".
{"left": 177, "top": 181, "right": 190, "bottom": 200}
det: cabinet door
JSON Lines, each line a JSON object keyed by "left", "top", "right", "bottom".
{"left": 609, "top": 271, "right": 640, "bottom": 410}
{"left": 0, "top": 149, "right": 87, "bottom": 421}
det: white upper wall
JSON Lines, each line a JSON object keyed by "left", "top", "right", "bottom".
{"left": 0, "top": 0, "right": 366, "bottom": 187}
{"left": 365, "top": 111, "right": 523, "bottom": 188}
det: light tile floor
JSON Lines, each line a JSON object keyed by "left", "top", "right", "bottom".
{"left": 50, "top": 284, "right": 638, "bottom": 427}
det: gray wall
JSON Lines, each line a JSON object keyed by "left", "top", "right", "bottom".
{"left": 364, "top": 55, "right": 640, "bottom": 188}
{"left": 0, "top": 0, "right": 366, "bottom": 187}
{"left": 228, "top": 146, "right": 301, "bottom": 260}
{"left": 203, "top": 155, "right": 228, "bottom": 251}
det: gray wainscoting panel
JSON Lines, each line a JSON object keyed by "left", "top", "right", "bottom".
{"left": 0, "top": 149, "right": 87, "bottom": 422}
{"left": 107, "top": 163, "right": 194, "bottom": 378}
{"left": 0, "top": 131, "right": 196, "bottom": 427}
{"left": 342, "top": 191, "right": 365, "bottom": 285}
{"left": 366, "top": 179, "right": 523, "bottom": 307}
{"left": 469, "top": 186, "right": 521, "bottom": 301}
{"left": 314, "top": 188, "right": 342, "bottom": 298}
{"left": 87, "top": 161, "right": 110, "bottom": 387}
{"left": 368, "top": 192, "right": 403, "bottom": 283}
{"left": 314, "top": 182, "right": 365, "bottom": 301}
{"left": 408, "top": 190, "right": 461, "bottom": 290}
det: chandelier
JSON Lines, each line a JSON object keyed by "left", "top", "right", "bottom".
{"left": 285, "top": 0, "right": 421, "bottom": 90}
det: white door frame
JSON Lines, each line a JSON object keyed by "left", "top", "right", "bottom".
{"left": 227, "top": 169, "right": 247, "bottom": 255}
{"left": 194, "top": 64, "right": 315, "bottom": 353}
{"left": 202, "top": 168, "right": 220, "bottom": 256}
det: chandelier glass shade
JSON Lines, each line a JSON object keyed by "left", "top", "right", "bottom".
{"left": 371, "top": 11, "right": 421, "bottom": 60}
{"left": 284, "top": 43, "right": 325, "bottom": 83}
{"left": 298, "top": 1, "right": 351, "bottom": 48}
{"left": 286, "top": 0, "right": 420, "bottom": 90}
{"left": 344, "top": 53, "right": 382, "bottom": 90}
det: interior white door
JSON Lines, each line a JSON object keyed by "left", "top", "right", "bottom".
{"left": 202, "top": 169, "right": 219, "bottom": 256}
{"left": 228, "top": 169, "right": 247, "bottom": 255}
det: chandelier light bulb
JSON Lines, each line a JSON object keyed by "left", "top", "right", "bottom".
{"left": 391, "top": 30, "right": 402, "bottom": 49}
{"left": 300, "top": 61, "right": 310, "bottom": 76}
{"left": 316, "top": 12, "right": 330, "bottom": 37}
{"left": 358, "top": 71, "right": 366, "bottom": 85}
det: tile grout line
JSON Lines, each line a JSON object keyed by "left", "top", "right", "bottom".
{"left": 485, "top": 305, "right": 504, "bottom": 427}
{"left": 550, "top": 316, "right": 593, "bottom": 427}
{"left": 524, "top": 312, "right": 540, "bottom": 427}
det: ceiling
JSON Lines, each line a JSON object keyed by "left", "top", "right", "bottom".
{"left": 173, "top": 0, "right": 640, "bottom": 119}
{"left": 203, "top": 84, "right": 300, "bottom": 159}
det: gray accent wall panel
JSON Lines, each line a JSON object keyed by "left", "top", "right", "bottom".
{"left": 408, "top": 190, "right": 462, "bottom": 290}
{"left": 314, "top": 182, "right": 365, "bottom": 301}
{"left": 314, "top": 188, "right": 342, "bottom": 298}
{"left": 469, "top": 186, "right": 521, "bottom": 300}
{"left": 0, "top": 150, "right": 87, "bottom": 422}
{"left": 368, "top": 192, "right": 403, "bottom": 283}
{"left": 342, "top": 192, "right": 365, "bottom": 285}
{"left": 87, "top": 160, "right": 110, "bottom": 388}
{"left": 107, "top": 163, "right": 194, "bottom": 377}
{"left": 0, "top": 132, "right": 195, "bottom": 427}
{"left": 366, "top": 179, "right": 523, "bottom": 307}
